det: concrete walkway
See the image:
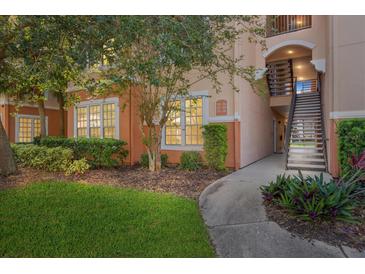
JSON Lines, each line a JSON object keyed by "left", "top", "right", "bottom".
{"left": 199, "top": 154, "right": 365, "bottom": 258}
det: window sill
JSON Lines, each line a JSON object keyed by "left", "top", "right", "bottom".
{"left": 161, "top": 145, "right": 203, "bottom": 151}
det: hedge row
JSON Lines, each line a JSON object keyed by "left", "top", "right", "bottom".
{"left": 35, "top": 136, "right": 128, "bottom": 168}
{"left": 11, "top": 144, "right": 89, "bottom": 175}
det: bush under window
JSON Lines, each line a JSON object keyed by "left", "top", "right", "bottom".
{"left": 180, "top": 151, "right": 202, "bottom": 171}
{"left": 202, "top": 124, "right": 228, "bottom": 171}
{"left": 11, "top": 144, "right": 89, "bottom": 175}
{"left": 35, "top": 136, "right": 128, "bottom": 168}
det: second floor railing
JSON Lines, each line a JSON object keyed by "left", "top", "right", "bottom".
{"left": 295, "top": 79, "right": 318, "bottom": 94}
{"left": 266, "top": 16, "right": 312, "bottom": 37}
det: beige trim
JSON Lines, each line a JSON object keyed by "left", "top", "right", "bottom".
{"left": 311, "top": 59, "right": 326, "bottom": 73}
{"left": 4, "top": 102, "right": 60, "bottom": 111}
{"left": 330, "top": 110, "right": 365, "bottom": 119}
{"left": 263, "top": 40, "right": 316, "bottom": 58}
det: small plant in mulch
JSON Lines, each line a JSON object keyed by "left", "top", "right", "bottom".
{"left": 261, "top": 170, "right": 364, "bottom": 223}
{"left": 260, "top": 168, "right": 365, "bottom": 250}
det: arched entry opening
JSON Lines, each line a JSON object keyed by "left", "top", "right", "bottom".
{"left": 265, "top": 43, "right": 326, "bottom": 171}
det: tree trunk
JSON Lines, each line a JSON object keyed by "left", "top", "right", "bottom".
{"left": 147, "top": 126, "right": 162, "bottom": 172}
{"left": 0, "top": 119, "right": 16, "bottom": 176}
{"left": 56, "top": 93, "right": 65, "bottom": 136}
{"left": 147, "top": 150, "right": 156, "bottom": 172}
{"left": 155, "top": 128, "right": 162, "bottom": 171}
{"left": 37, "top": 100, "right": 47, "bottom": 138}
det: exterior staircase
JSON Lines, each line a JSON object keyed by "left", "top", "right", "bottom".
{"left": 266, "top": 60, "right": 294, "bottom": 96}
{"left": 267, "top": 58, "right": 327, "bottom": 172}
{"left": 286, "top": 92, "right": 327, "bottom": 171}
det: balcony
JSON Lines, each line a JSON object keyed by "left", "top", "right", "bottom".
{"left": 266, "top": 16, "right": 312, "bottom": 37}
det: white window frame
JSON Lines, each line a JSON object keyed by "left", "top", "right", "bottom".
{"left": 15, "top": 114, "right": 48, "bottom": 143}
{"left": 161, "top": 91, "right": 209, "bottom": 151}
{"left": 73, "top": 97, "right": 120, "bottom": 139}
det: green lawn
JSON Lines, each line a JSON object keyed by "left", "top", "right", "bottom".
{"left": 0, "top": 182, "right": 214, "bottom": 257}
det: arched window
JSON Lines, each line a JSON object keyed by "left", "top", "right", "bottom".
{"left": 215, "top": 99, "right": 227, "bottom": 116}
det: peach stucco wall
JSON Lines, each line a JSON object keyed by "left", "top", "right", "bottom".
{"left": 330, "top": 16, "right": 365, "bottom": 113}
{"left": 322, "top": 16, "right": 365, "bottom": 176}
{"left": 234, "top": 32, "right": 275, "bottom": 167}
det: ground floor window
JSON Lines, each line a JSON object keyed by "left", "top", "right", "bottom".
{"left": 16, "top": 114, "right": 46, "bottom": 143}
{"left": 162, "top": 93, "right": 208, "bottom": 149}
{"left": 74, "top": 98, "right": 119, "bottom": 139}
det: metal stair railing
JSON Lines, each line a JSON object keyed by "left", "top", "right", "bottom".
{"left": 284, "top": 77, "right": 297, "bottom": 170}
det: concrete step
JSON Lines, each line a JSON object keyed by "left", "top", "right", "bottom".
{"left": 292, "top": 120, "right": 321, "bottom": 123}
{"left": 287, "top": 163, "right": 326, "bottom": 171}
{"left": 296, "top": 99, "right": 320, "bottom": 102}
{"left": 291, "top": 136, "right": 323, "bottom": 140}
{"left": 290, "top": 137, "right": 323, "bottom": 141}
{"left": 288, "top": 151, "right": 324, "bottom": 157}
{"left": 295, "top": 104, "right": 321, "bottom": 108}
{"left": 296, "top": 96, "right": 320, "bottom": 100}
{"left": 288, "top": 157, "right": 325, "bottom": 163}
{"left": 294, "top": 109, "right": 321, "bottom": 114}
{"left": 293, "top": 120, "right": 322, "bottom": 123}
{"left": 291, "top": 131, "right": 322, "bottom": 134}
{"left": 289, "top": 146, "right": 323, "bottom": 150}
{"left": 294, "top": 111, "right": 321, "bottom": 115}
{"left": 297, "top": 93, "right": 320, "bottom": 98}
{"left": 294, "top": 114, "right": 321, "bottom": 119}
{"left": 290, "top": 140, "right": 323, "bottom": 143}
{"left": 295, "top": 105, "right": 321, "bottom": 109}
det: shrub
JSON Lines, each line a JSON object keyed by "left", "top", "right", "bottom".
{"left": 337, "top": 119, "right": 365, "bottom": 174}
{"left": 260, "top": 171, "right": 364, "bottom": 223}
{"left": 180, "top": 151, "right": 202, "bottom": 171}
{"left": 351, "top": 149, "right": 365, "bottom": 171}
{"left": 37, "top": 136, "right": 128, "bottom": 168}
{"left": 202, "top": 124, "right": 228, "bottom": 171}
{"left": 140, "top": 153, "right": 168, "bottom": 168}
{"left": 65, "top": 159, "right": 90, "bottom": 176}
{"left": 11, "top": 144, "right": 90, "bottom": 175}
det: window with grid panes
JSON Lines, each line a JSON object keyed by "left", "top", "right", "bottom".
{"left": 103, "top": 103, "right": 115, "bottom": 138}
{"left": 89, "top": 105, "right": 101, "bottom": 137}
{"left": 165, "top": 100, "right": 181, "bottom": 145}
{"left": 77, "top": 107, "right": 87, "bottom": 137}
{"left": 17, "top": 116, "right": 42, "bottom": 143}
{"left": 185, "top": 97, "right": 203, "bottom": 145}
{"left": 165, "top": 97, "right": 204, "bottom": 146}
{"left": 75, "top": 101, "right": 117, "bottom": 139}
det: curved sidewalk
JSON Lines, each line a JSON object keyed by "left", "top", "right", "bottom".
{"left": 199, "top": 154, "right": 364, "bottom": 258}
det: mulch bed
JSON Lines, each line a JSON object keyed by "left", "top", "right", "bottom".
{"left": 0, "top": 166, "right": 230, "bottom": 199}
{"left": 264, "top": 202, "right": 365, "bottom": 251}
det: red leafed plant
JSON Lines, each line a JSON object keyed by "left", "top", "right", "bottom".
{"left": 351, "top": 150, "right": 365, "bottom": 170}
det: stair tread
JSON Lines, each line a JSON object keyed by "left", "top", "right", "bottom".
{"left": 288, "top": 158, "right": 325, "bottom": 163}
{"left": 289, "top": 152, "right": 324, "bottom": 156}
{"left": 290, "top": 138, "right": 323, "bottom": 140}
{"left": 289, "top": 146, "right": 323, "bottom": 149}
{"left": 287, "top": 163, "right": 326, "bottom": 169}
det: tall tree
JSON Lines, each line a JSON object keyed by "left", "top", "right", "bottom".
{"left": 88, "top": 16, "right": 266, "bottom": 171}
{"left": 0, "top": 16, "right": 18, "bottom": 175}
{"left": 0, "top": 16, "right": 95, "bottom": 175}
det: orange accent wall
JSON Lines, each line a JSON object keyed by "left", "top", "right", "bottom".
{"left": 66, "top": 89, "right": 241, "bottom": 169}
{"left": 158, "top": 121, "right": 239, "bottom": 169}
{"left": 6, "top": 105, "right": 64, "bottom": 143}
{"left": 328, "top": 119, "right": 340, "bottom": 177}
